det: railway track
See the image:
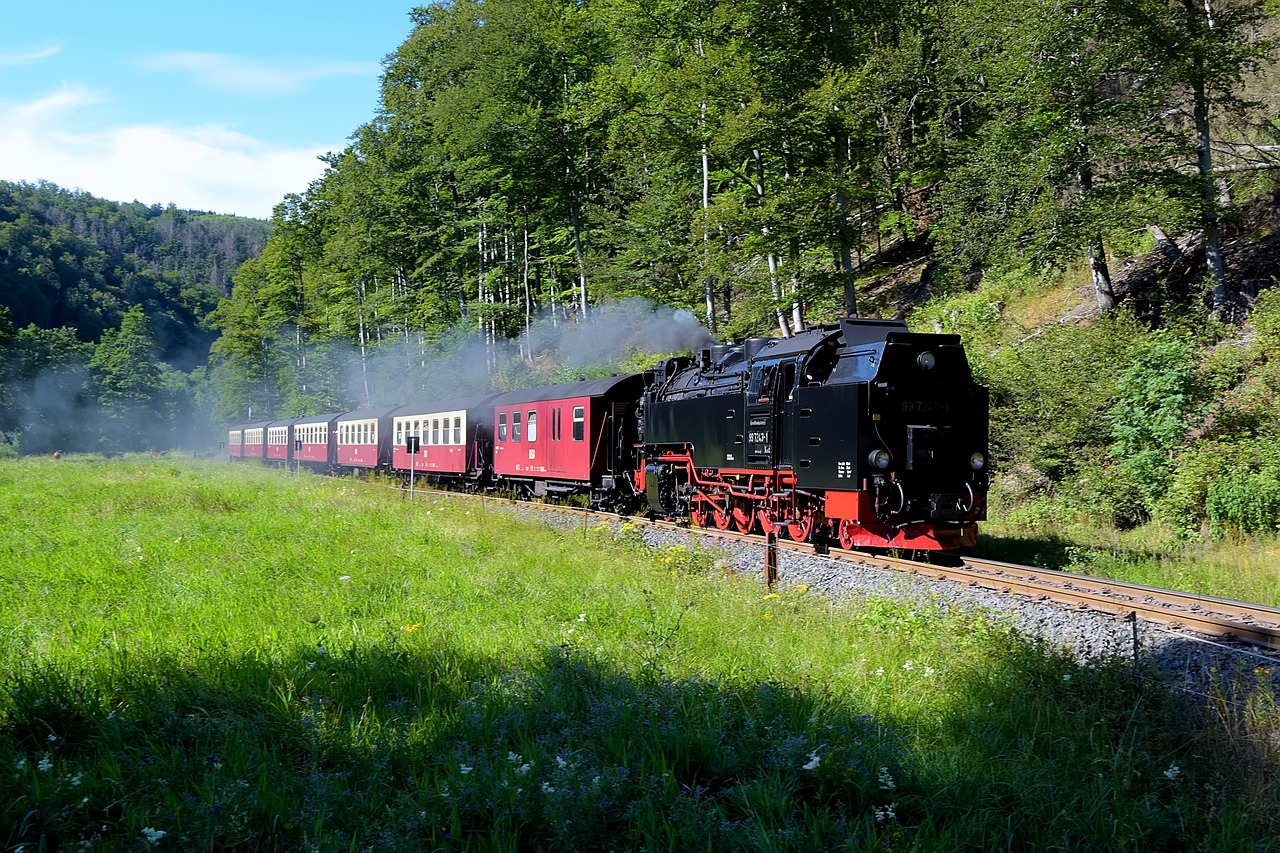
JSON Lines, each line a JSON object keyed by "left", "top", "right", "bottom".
{"left": 397, "top": 482, "right": 1280, "bottom": 654}
{"left": 846, "top": 551, "right": 1280, "bottom": 652}
{"left": 611, "top": 505, "right": 1280, "bottom": 654}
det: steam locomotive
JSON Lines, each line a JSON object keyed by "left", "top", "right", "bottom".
{"left": 228, "top": 317, "right": 988, "bottom": 550}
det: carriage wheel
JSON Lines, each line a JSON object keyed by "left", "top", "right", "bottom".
{"left": 786, "top": 513, "right": 813, "bottom": 543}
{"left": 732, "top": 502, "right": 755, "bottom": 534}
{"left": 837, "top": 519, "right": 859, "bottom": 550}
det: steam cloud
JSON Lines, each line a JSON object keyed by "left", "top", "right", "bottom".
{"left": 343, "top": 297, "right": 718, "bottom": 409}
{"left": 519, "top": 298, "right": 717, "bottom": 368}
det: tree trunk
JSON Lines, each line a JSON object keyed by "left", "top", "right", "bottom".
{"left": 568, "top": 197, "right": 588, "bottom": 318}
{"left": 832, "top": 132, "right": 858, "bottom": 317}
{"left": 1182, "top": 0, "right": 1229, "bottom": 317}
{"left": 1077, "top": 160, "right": 1116, "bottom": 312}
{"left": 1087, "top": 235, "right": 1116, "bottom": 312}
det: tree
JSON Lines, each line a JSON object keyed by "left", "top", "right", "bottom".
{"left": 89, "top": 305, "right": 167, "bottom": 451}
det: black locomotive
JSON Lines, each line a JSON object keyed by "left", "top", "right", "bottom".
{"left": 230, "top": 317, "right": 988, "bottom": 551}
{"left": 639, "top": 317, "right": 988, "bottom": 549}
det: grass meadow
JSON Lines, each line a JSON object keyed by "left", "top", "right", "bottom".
{"left": 2, "top": 456, "right": 1279, "bottom": 850}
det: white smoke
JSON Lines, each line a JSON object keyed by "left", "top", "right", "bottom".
{"left": 520, "top": 298, "right": 717, "bottom": 367}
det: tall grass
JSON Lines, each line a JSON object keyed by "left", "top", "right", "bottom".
{"left": 2, "top": 456, "right": 1277, "bottom": 850}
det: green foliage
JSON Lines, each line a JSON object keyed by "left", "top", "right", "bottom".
{"left": 1108, "top": 332, "right": 1203, "bottom": 508}
{"left": 1205, "top": 467, "right": 1280, "bottom": 538}
{"left": 983, "top": 312, "right": 1144, "bottom": 481}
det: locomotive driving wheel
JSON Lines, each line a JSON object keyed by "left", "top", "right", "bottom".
{"left": 836, "top": 519, "right": 859, "bottom": 550}
{"left": 732, "top": 501, "right": 755, "bottom": 534}
{"left": 786, "top": 512, "right": 814, "bottom": 543}
{"left": 690, "top": 501, "right": 710, "bottom": 528}
{"left": 712, "top": 502, "right": 732, "bottom": 530}
{"left": 757, "top": 509, "right": 778, "bottom": 536}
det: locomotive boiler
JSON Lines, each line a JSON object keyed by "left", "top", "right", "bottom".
{"left": 638, "top": 318, "right": 988, "bottom": 550}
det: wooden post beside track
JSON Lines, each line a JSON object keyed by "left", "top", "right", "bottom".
{"left": 765, "top": 528, "right": 778, "bottom": 591}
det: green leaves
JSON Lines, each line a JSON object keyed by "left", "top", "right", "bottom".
{"left": 1108, "top": 331, "right": 1203, "bottom": 506}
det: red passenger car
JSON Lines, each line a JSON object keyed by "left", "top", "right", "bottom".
{"left": 241, "top": 422, "right": 270, "bottom": 463}
{"left": 489, "top": 376, "right": 644, "bottom": 502}
{"left": 389, "top": 395, "right": 500, "bottom": 485}
{"left": 227, "top": 427, "right": 244, "bottom": 461}
{"left": 264, "top": 419, "right": 296, "bottom": 466}
{"left": 293, "top": 413, "right": 340, "bottom": 471}
{"left": 335, "top": 409, "right": 394, "bottom": 471}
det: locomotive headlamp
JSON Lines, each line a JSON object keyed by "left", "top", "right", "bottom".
{"left": 916, "top": 351, "right": 936, "bottom": 370}
{"left": 969, "top": 452, "right": 986, "bottom": 470}
{"left": 868, "top": 449, "right": 891, "bottom": 469}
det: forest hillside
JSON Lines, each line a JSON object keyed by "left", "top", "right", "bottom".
{"left": 5, "top": 0, "right": 1280, "bottom": 540}
{"left": 0, "top": 182, "right": 269, "bottom": 453}
{"left": 0, "top": 181, "right": 269, "bottom": 367}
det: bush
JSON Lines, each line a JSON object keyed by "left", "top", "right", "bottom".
{"left": 1160, "top": 439, "right": 1280, "bottom": 538}
{"left": 1205, "top": 469, "right": 1280, "bottom": 538}
{"left": 1108, "top": 332, "right": 1203, "bottom": 508}
{"left": 983, "top": 312, "right": 1143, "bottom": 483}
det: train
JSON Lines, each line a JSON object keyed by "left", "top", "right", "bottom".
{"left": 227, "top": 317, "right": 989, "bottom": 550}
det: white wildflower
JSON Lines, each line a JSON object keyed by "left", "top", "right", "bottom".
{"left": 339, "top": 576, "right": 351, "bottom": 584}
{"left": 577, "top": 613, "right": 587, "bottom": 622}
{"left": 508, "top": 752, "right": 521, "bottom": 763}
{"left": 307, "top": 661, "right": 316, "bottom": 671}
{"left": 37, "top": 755, "right": 52, "bottom": 772}
{"left": 459, "top": 764, "right": 472, "bottom": 775}
{"left": 1063, "top": 674, "right": 1071, "bottom": 682}
{"left": 802, "top": 752, "right": 821, "bottom": 771}
{"left": 15, "top": 757, "right": 25, "bottom": 771}
{"left": 874, "top": 667, "right": 884, "bottom": 676}
{"left": 874, "top": 803, "right": 897, "bottom": 823}
{"left": 556, "top": 756, "right": 568, "bottom": 769}
{"left": 902, "top": 660, "right": 914, "bottom": 671}
{"left": 878, "top": 767, "right": 895, "bottom": 790}
{"left": 140, "top": 827, "right": 166, "bottom": 844}
{"left": 924, "top": 666, "right": 936, "bottom": 677}
{"left": 316, "top": 645, "right": 327, "bottom": 655}
{"left": 48, "top": 734, "right": 58, "bottom": 742}
{"left": 1164, "top": 763, "right": 1182, "bottom": 781}
{"left": 540, "top": 782, "right": 555, "bottom": 794}
{"left": 515, "top": 763, "right": 531, "bottom": 776}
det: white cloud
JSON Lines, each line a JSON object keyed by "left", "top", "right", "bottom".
{"left": 0, "top": 43, "right": 61, "bottom": 67}
{"left": 0, "top": 88, "right": 335, "bottom": 218}
{"left": 139, "top": 51, "right": 379, "bottom": 95}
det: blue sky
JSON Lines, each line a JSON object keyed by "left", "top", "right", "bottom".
{"left": 1, "top": 2, "right": 415, "bottom": 218}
